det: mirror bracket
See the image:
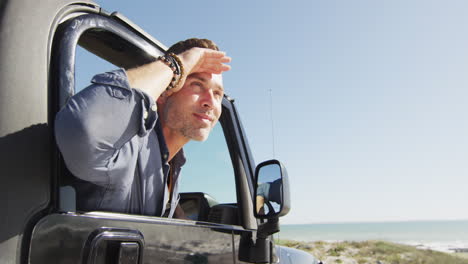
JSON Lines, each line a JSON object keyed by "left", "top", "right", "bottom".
{"left": 238, "top": 230, "right": 274, "bottom": 263}
{"left": 257, "top": 217, "right": 279, "bottom": 239}
{"left": 238, "top": 218, "right": 279, "bottom": 263}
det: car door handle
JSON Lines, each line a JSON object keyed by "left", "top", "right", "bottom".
{"left": 85, "top": 228, "right": 145, "bottom": 264}
{"left": 118, "top": 242, "right": 140, "bottom": 264}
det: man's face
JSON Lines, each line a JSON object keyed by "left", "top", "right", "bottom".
{"left": 160, "top": 72, "right": 224, "bottom": 141}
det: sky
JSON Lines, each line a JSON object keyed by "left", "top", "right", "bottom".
{"left": 88, "top": 0, "right": 468, "bottom": 224}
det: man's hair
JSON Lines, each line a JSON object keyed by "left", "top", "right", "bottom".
{"left": 166, "top": 38, "right": 219, "bottom": 55}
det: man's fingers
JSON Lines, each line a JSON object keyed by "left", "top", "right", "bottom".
{"left": 221, "top": 56, "right": 232, "bottom": 63}
{"left": 198, "top": 63, "right": 231, "bottom": 74}
{"left": 205, "top": 51, "right": 231, "bottom": 62}
{"left": 202, "top": 49, "right": 227, "bottom": 58}
{"left": 200, "top": 49, "right": 231, "bottom": 64}
{"left": 199, "top": 52, "right": 231, "bottom": 73}
{"left": 180, "top": 47, "right": 232, "bottom": 75}
{"left": 200, "top": 56, "right": 231, "bottom": 68}
{"left": 212, "top": 56, "right": 231, "bottom": 64}
{"left": 220, "top": 64, "right": 231, "bottom": 71}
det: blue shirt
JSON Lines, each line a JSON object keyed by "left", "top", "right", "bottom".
{"left": 55, "top": 69, "right": 185, "bottom": 217}
{"left": 257, "top": 179, "right": 282, "bottom": 204}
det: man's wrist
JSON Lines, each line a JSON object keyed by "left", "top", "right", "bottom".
{"left": 158, "top": 53, "right": 185, "bottom": 91}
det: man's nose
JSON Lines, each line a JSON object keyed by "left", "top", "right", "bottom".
{"left": 201, "top": 89, "right": 215, "bottom": 109}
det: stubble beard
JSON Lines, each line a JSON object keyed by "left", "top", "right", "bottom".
{"left": 162, "top": 103, "right": 215, "bottom": 142}
{"left": 179, "top": 124, "right": 212, "bottom": 141}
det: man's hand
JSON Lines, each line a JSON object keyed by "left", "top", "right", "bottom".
{"left": 166, "top": 48, "right": 231, "bottom": 96}
{"left": 180, "top": 48, "right": 231, "bottom": 75}
{"left": 127, "top": 47, "right": 231, "bottom": 101}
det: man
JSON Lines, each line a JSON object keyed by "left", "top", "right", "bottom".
{"left": 55, "top": 38, "right": 231, "bottom": 218}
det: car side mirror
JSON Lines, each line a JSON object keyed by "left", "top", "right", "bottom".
{"left": 253, "top": 159, "right": 291, "bottom": 219}
{"left": 240, "top": 160, "right": 291, "bottom": 263}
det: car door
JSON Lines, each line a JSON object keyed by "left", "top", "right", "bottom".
{"left": 28, "top": 4, "right": 258, "bottom": 263}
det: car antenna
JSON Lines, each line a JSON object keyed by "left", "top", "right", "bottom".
{"left": 269, "top": 89, "right": 282, "bottom": 244}
{"left": 269, "top": 88, "right": 276, "bottom": 158}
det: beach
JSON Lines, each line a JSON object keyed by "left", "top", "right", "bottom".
{"left": 277, "top": 220, "right": 468, "bottom": 263}
{"left": 277, "top": 239, "right": 468, "bottom": 264}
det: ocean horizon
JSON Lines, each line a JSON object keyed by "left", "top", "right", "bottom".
{"left": 279, "top": 219, "right": 468, "bottom": 253}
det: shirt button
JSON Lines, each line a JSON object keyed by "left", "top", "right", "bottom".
{"left": 163, "top": 154, "right": 168, "bottom": 160}
{"left": 151, "top": 104, "right": 157, "bottom": 111}
{"left": 143, "top": 110, "right": 148, "bottom": 120}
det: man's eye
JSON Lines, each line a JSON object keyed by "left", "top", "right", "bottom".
{"left": 214, "top": 91, "right": 223, "bottom": 98}
{"left": 192, "top": 82, "right": 203, "bottom": 90}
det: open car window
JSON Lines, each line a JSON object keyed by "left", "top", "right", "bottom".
{"left": 54, "top": 13, "right": 165, "bottom": 211}
{"left": 180, "top": 122, "right": 236, "bottom": 204}
{"left": 56, "top": 13, "right": 242, "bottom": 226}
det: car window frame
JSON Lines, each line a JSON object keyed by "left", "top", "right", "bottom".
{"left": 50, "top": 11, "right": 256, "bottom": 229}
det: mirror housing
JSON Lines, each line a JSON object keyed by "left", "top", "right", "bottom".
{"left": 240, "top": 160, "right": 291, "bottom": 263}
{"left": 253, "top": 159, "right": 291, "bottom": 219}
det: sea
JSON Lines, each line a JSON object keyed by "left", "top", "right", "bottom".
{"left": 279, "top": 220, "right": 468, "bottom": 253}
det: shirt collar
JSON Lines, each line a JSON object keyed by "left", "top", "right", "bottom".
{"left": 155, "top": 119, "right": 186, "bottom": 168}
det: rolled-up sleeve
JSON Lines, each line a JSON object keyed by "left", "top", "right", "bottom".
{"left": 55, "top": 69, "right": 158, "bottom": 185}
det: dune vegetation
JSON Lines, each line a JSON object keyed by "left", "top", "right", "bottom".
{"left": 277, "top": 239, "right": 468, "bottom": 264}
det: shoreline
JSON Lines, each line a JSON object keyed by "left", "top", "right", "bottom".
{"left": 403, "top": 241, "right": 468, "bottom": 254}
{"left": 277, "top": 220, "right": 468, "bottom": 262}
{"left": 277, "top": 239, "right": 468, "bottom": 264}
{"left": 278, "top": 219, "right": 468, "bottom": 254}
{"left": 282, "top": 239, "right": 468, "bottom": 254}
{"left": 278, "top": 238, "right": 468, "bottom": 254}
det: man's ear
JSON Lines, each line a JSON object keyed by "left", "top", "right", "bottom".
{"left": 157, "top": 96, "right": 164, "bottom": 104}
{"left": 157, "top": 88, "right": 175, "bottom": 103}
{"left": 157, "top": 93, "right": 168, "bottom": 105}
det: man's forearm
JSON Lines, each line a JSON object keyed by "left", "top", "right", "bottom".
{"left": 126, "top": 59, "right": 173, "bottom": 101}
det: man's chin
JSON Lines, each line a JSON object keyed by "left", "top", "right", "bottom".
{"left": 185, "top": 126, "right": 213, "bottom": 142}
{"left": 190, "top": 134, "right": 210, "bottom": 142}
{"left": 188, "top": 128, "right": 212, "bottom": 141}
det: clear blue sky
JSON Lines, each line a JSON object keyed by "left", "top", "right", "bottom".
{"left": 91, "top": 0, "right": 468, "bottom": 224}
